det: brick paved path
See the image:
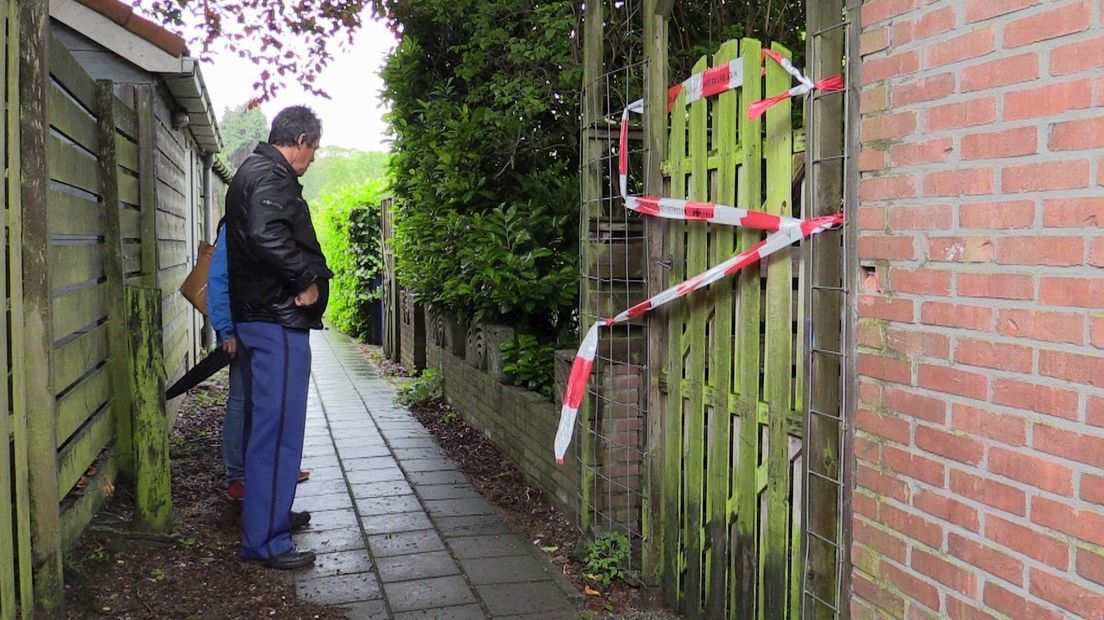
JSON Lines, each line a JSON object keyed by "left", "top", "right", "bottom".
{"left": 289, "top": 329, "right": 581, "bottom": 619}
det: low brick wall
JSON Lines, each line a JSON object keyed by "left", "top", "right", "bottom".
{"left": 422, "top": 308, "right": 581, "bottom": 520}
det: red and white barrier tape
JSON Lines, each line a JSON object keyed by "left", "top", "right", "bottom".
{"left": 747, "top": 49, "right": 844, "bottom": 120}
{"left": 554, "top": 213, "right": 843, "bottom": 463}
{"left": 666, "top": 59, "right": 745, "bottom": 111}
{"left": 555, "top": 52, "right": 846, "bottom": 464}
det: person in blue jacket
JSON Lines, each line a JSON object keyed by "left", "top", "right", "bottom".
{"left": 207, "top": 220, "right": 247, "bottom": 500}
{"left": 208, "top": 221, "right": 310, "bottom": 502}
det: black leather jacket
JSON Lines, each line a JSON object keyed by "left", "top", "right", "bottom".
{"left": 225, "top": 143, "right": 332, "bottom": 330}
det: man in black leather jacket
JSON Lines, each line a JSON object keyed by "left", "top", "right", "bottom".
{"left": 225, "top": 106, "right": 332, "bottom": 570}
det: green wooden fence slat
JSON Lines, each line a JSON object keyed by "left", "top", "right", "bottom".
{"left": 662, "top": 51, "right": 689, "bottom": 609}
{"left": 733, "top": 36, "right": 763, "bottom": 620}
{"left": 682, "top": 52, "right": 709, "bottom": 620}
{"left": 55, "top": 404, "right": 113, "bottom": 498}
{"left": 704, "top": 38, "right": 740, "bottom": 620}
{"left": 764, "top": 42, "right": 795, "bottom": 620}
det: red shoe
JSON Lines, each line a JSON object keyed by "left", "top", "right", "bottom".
{"left": 226, "top": 479, "right": 245, "bottom": 501}
{"left": 298, "top": 470, "right": 310, "bottom": 483}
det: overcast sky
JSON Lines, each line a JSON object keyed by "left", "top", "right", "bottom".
{"left": 195, "top": 17, "right": 396, "bottom": 153}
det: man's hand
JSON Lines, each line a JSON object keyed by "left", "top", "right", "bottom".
{"left": 295, "top": 282, "right": 319, "bottom": 307}
{"left": 222, "top": 337, "right": 238, "bottom": 359}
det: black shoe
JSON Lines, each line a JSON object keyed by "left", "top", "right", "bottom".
{"left": 290, "top": 510, "right": 311, "bottom": 531}
{"left": 249, "top": 548, "right": 316, "bottom": 570}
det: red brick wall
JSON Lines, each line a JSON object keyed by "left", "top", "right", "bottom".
{"left": 856, "top": 1, "right": 1104, "bottom": 618}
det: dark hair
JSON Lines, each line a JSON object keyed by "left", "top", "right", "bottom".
{"left": 268, "top": 106, "right": 322, "bottom": 147}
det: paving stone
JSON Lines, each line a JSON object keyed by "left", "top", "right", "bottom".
{"left": 475, "top": 582, "right": 573, "bottom": 616}
{"left": 360, "top": 511, "right": 434, "bottom": 535}
{"left": 400, "top": 458, "right": 460, "bottom": 473}
{"left": 395, "top": 447, "right": 450, "bottom": 460}
{"left": 296, "top": 572, "right": 383, "bottom": 605}
{"left": 409, "top": 470, "right": 470, "bottom": 486}
{"left": 423, "top": 497, "right": 495, "bottom": 518}
{"left": 293, "top": 492, "right": 353, "bottom": 512}
{"left": 352, "top": 480, "right": 415, "bottom": 499}
{"left": 302, "top": 508, "right": 359, "bottom": 532}
{"left": 341, "top": 456, "right": 399, "bottom": 471}
{"left": 457, "top": 555, "right": 550, "bottom": 585}
{"left": 346, "top": 467, "right": 406, "bottom": 485}
{"left": 294, "top": 478, "right": 350, "bottom": 498}
{"left": 388, "top": 438, "right": 442, "bottom": 450}
{"left": 368, "top": 530, "right": 446, "bottom": 558}
{"left": 300, "top": 465, "right": 344, "bottom": 482}
{"left": 300, "top": 455, "right": 341, "bottom": 470}
{"left": 393, "top": 604, "right": 486, "bottom": 620}
{"left": 340, "top": 600, "right": 390, "bottom": 619}
{"left": 356, "top": 494, "right": 424, "bottom": 517}
{"left": 374, "top": 550, "right": 461, "bottom": 583}
{"left": 447, "top": 535, "right": 527, "bottom": 559}
{"left": 382, "top": 575, "right": 478, "bottom": 612}
{"left": 297, "top": 550, "right": 375, "bottom": 580}
{"left": 337, "top": 446, "right": 392, "bottom": 459}
{"left": 293, "top": 527, "right": 367, "bottom": 553}
{"left": 434, "top": 514, "right": 511, "bottom": 538}
{"left": 414, "top": 484, "right": 481, "bottom": 501}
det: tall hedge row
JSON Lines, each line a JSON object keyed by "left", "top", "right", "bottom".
{"left": 380, "top": 0, "right": 581, "bottom": 341}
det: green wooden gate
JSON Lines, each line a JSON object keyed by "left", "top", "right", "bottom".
{"left": 655, "top": 37, "right": 807, "bottom": 620}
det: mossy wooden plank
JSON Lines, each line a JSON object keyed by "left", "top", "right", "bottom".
{"left": 155, "top": 208, "right": 187, "bottom": 242}
{"left": 763, "top": 42, "right": 794, "bottom": 620}
{"left": 733, "top": 37, "right": 763, "bottom": 620}
{"left": 137, "top": 85, "right": 157, "bottom": 286}
{"left": 156, "top": 180, "right": 187, "bottom": 218}
{"left": 118, "top": 170, "right": 140, "bottom": 207}
{"left": 120, "top": 202, "right": 141, "bottom": 236}
{"left": 122, "top": 241, "right": 142, "bottom": 276}
{"left": 682, "top": 53, "right": 709, "bottom": 620}
{"left": 55, "top": 366, "right": 111, "bottom": 449}
{"left": 116, "top": 133, "right": 138, "bottom": 172}
{"left": 642, "top": 0, "right": 669, "bottom": 588}
{"left": 99, "top": 80, "right": 135, "bottom": 481}
{"left": 0, "top": 9, "right": 15, "bottom": 615}
{"left": 47, "top": 37, "right": 96, "bottom": 112}
{"left": 60, "top": 453, "right": 117, "bottom": 550}
{"left": 154, "top": 118, "right": 186, "bottom": 164}
{"left": 113, "top": 98, "right": 137, "bottom": 140}
{"left": 9, "top": 2, "right": 37, "bottom": 612}
{"left": 24, "top": 5, "right": 65, "bottom": 613}
{"left": 55, "top": 404, "right": 112, "bottom": 498}
{"left": 49, "top": 243, "right": 105, "bottom": 290}
{"left": 126, "top": 285, "right": 172, "bottom": 530}
{"left": 156, "top": 238, "right": 189, "bottom": 270}
{"left": 52, "top": 284, "right": 107, "bottom": 344}
{"left": 48, "top": 79, "right": 97, "bottom": 153}
{"left": 48, "top": 133, "right": 100, "bottom": 196}
{"left": 154, "top": 148, "right": 186, "bottom": 190}
{"left": 662, "top": 51, "right": 690, "bottom": 609}
{"left": 52, "top": 323, "right": 109, "bottom": 392}
{"left": 47, "top": 186, "right": 102, "bottom": 237}
{"left": 704, "top": 38, "right": 739, "bottom": 620}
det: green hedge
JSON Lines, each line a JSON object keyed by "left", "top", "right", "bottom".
{"left": 380, "top": 0, "right": 580, "bottom": 343}
{"left": 315, "top": 181, "right": 386, "bottom": 339}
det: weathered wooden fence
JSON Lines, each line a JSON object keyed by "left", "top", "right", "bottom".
{"left": 1, "top": 8, "right": 201, "bottom": 614}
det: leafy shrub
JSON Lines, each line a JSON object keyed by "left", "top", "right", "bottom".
{"left": 315, "top": 181, "right": 386, "bottom": 339}
{"left": 397, "top": 369, "right": 443, "bottom": 407}
{"left": 500, "top": 333, "right": 557, "bottom": 399}
{"left": 583, "top": 531, "right": 630, "bottom": 586}
{"left": 381, "top": 0, "right": 580, "bottom": 341}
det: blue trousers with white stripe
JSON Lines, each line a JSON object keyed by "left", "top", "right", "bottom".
{"left": 236, "top": 321, "right": 311, "bottom": 560}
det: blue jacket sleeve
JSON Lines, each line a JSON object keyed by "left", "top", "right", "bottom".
{"left": 207, "top": 223, "right": 235, "bottom": 342}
